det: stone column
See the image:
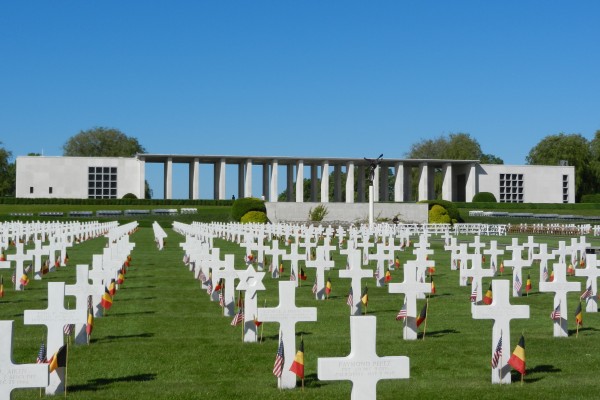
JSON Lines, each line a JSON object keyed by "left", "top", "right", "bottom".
{"left": 418, "top": 162, "right": 429, "bottom": 201}
{"left": 238, "top": 163, "right": 245, "bottom": 199}
{"left": 346, "top": 161, "right": 355, "bottom": 203}
{"left": 164, "top": 157, "right": 173, "bottom": 200}
{"left": 394, "top": 162, "right": 403, "bottom": 202}
{"left": 310, "top": 164, "right": 318, "bottom": 202}
{"left": 321, "top": 161, "right": 329, "bottom": 203}
{"left": 262, "top": 163, "right": 269, "bottom": 200}
{"left": 244, "top": 159, "right": 253, "bottom": 198}
{"left": 372, "top": 165, "right": 380, "bottom": 202}
{"left": 189, "top": 158, "right": 199, "bottom": 200}
{"left": 296, "top": 160, "right": 304, "bottom": 203}
{"left": 442, "top": 163, "right": 453, "bottom": 201}
{"left": 138, "top": 157, "right": 146, "bottom": 199}
{"left": 466, "top": 162, "right": 477, "bottom": 202}
{"left": 287, "top": 163, "right": 294, "bottom": 201}
{"left": 404, "top": 164, "right": 413, "bottom": 201}
{"left": 214, "top": 159, "right": 226, "bottom": 200}
{"left": 270, "top": 160, "right": 279, "bottom": 202}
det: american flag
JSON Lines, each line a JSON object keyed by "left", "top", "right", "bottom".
{"left": 312, "top": 279, "right": 317, "bottom": 294}
{"left": 182, "top": 254, "right": 190, "bottom": 265}
{"left": 470, "top": 284, "right": 478, "bottom": 303}
{"left": 36, "top": 341, "right": 47, "bottom": 364}
{"left": 374, "top": 268, "right": 380, "bottom": 281}
{"left": 581, "top": 285, "right": 593, "bottom": 301}
{"left": 395, "top": 301, "right": 407, "bottom": 320}
{"left": 272, "top": 336, "right": 285, "bottom": 378}
{"left": 198, "top": 270, "right": 207, "bottom": 283}
{"left": 491, "top": 261, "right": 496, "bottom": 274}
{"left": 63, "top": 324, "right": 73, "bottom": 336}
{"left": 290, "top": 270, "right": 296, "bottom": 281}
{"left": 346, "top": 287, "right": 353, "bottom": 306}
{"left": 219, "top": 290, "right": 225, "bottom": 307}
{"left": 550, "top": 303, "right": 561, "bottom": 320}
{"left": 87, "top": 295, "right": 93, "bottom": 309}
{"left": 542, "top": 266, "right": 549, "bottom": 282}
{"left": 514, "top": 275, "right": 522, "bottom": 293}
{"left": 11, "top": 273, "right": 15, "bottom": 284}
{"left": 491, "top": 334, "right": 502, "bottom": 368}
{"left": 206, "top": 279, "right": 213, "bottom": 295}
{"left": 231, "top": 308, "right": 244, "bottom": 326}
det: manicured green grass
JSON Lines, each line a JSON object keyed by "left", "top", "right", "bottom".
{"left": 3, "top": 228, "right": 600, "bottom": 399}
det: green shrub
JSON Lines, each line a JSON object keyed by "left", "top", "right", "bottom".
{"left": 472, "top": 192, "right": 497, "bottom": 202}
{"left": 122, "top": 193, "right": 138, "bottom": 199}
{"left": 429, "top": 204, "right": 451, "bottom": 224}
{"left": 240, "top": 211, "right": 268, "bottom": 224}
{"left": 308, "top": 204, "right": 329, "bottom": 222}
{"left": 231, "top": 197, "right": 267, "bottom": 221}
{"left": 419, "top": 199, "right": 462, "bottom": 222}
{"left": 581, "top": 194, "right": 600, "bottom": 203}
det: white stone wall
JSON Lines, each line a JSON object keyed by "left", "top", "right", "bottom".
{"left": 478, "top": 164, "right": 575, "bottom": 203}
{"left": 16, "top": 156, "right": 143, "bottom": 199}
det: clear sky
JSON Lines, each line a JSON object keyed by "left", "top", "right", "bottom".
{"left": 1, "top": 1, "right": 599, "bottom": 198}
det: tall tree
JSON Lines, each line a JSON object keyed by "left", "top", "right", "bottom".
{"left": 0, "top": 142, "right": 15, "bottom": 196}
{"left": 526, "top": 133, "right": 594, "bottom": 201}
{"left": 63, "top": 127, "right": 146, "bottom": 157}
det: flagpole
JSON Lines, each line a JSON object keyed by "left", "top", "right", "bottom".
{"left": 260, "top": 299, "right": 266, "bottom": 343}
{"left": 422, "top": 296, "right": 429, "bottom": 341}
{"left": 65, "top": 339, "right": 69, "bottom": 398}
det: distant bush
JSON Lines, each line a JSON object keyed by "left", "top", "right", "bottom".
{"left": 241, "top": 211, "right": 268, "bottom": 224}
{"left": 581, "top": 194, "right": 600, "bottom": 203}
{"left": 231, "top": 197, "right": 267, "bottom": 222}
{"left": 419, "top": 200, "right": 462, "bottom": 223}
{"left": 472, "top": 192, "right": 497, "bottom": 202}
{"left": 429, "top": 204, "right": 451, "bottom": 224}
{"left": 122, "top": 193, "right": 137, "bottom": 199}
{"left": 308, "top": 204, "right": 329, "bottom": 222}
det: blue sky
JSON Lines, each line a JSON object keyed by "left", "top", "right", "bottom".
{"left": 1, "top": 1, "right": 599, "bottom": 198}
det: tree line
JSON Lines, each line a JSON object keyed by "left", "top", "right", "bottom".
{"left": 1, "top": 129, "right": 600, "bottom": 201}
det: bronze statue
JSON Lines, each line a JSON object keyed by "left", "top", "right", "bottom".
{"left": 364, "top": 154, "right": 383, "bottom": 184}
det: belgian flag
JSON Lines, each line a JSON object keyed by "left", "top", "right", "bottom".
{"left": 508, "top": 335, "right": 526, "bottom": 375}
{"left": 575, "top": 302, "right": 583, "bottom": 326}
{"left": 100, "top": 287, "right": 113, "bottom": 310}
{"left": 325, "top": 278, "right": 332, "bottom": 296}
{"left": 385, "top": 270, "right": 392, "bottom": 283}
{"left": 299, "top": 268, "right": 307, "bottom": 281}
{"left": 430, "top": 276, "right": 436, "bottom": 295}
{"left": 48, "top": 345, "right": 67, "bottom": 373}
{"left": 0, "top": 275, "right": 3, "bottom": 298}
{"left": 483, "top": 283, "right": 493, "bottom": 305}
{"left": 108, "top": 279, "right": 116, "bottom": 296}
{"left": 289, "top": 338, "right": 305, "bottom": 379}
{"left": 525, "top": 274, "right": 532, "bottom": 293}
{"left": 86, "top": 304, "right": 94, "bottom": 337}
{"left": 416, "top": 302, "right": 428, "bottom": 328}
{"left": 361, "top": 285, "right": 368, "bottom": 306}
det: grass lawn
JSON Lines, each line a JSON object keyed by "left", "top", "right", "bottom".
{"left": 3, "top": 227, "right": 600, "bottom": 399}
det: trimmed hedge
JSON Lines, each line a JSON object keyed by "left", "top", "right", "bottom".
{"left": 419, "top": 200, "right": 462, "bottom": 223}
{"left": 581, "top": 194, "right": 600, "bottom": 203}
{"left": 0, "top": 198, "right": 234, "bottom": 206}
{"left": 429, "top": 204, "right": 451, "bottom": 224}
{"left": 240, "top": 211, "right": 268, "bottom": 224}
{"left": 231, "top": 197, "right": 267, "bottom": 222}
{"left": 472, "top": 192, "right": 497, "bottom": 202}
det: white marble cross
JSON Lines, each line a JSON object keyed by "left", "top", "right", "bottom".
{"left": 388, "top": 260, "right": 431, "bottom": 340}
{"left": 462, "top": 253, "right": 495, "bottom": 304}
{"left": 265, "top": 239, "right": 288, "bottom": 277}
{"left": 236, "top": 265, "right": 266, "bottom": 342}
{"left": 456, "top": 244, "right": 470, "bottom": 286}
{"left": 571, "top": 236, "right": 590, "bottom": 266}
{"left": 469, "top": 236, "right": 486, "bottom": 255}
{"left": 281, "top": 243, "right": 305, "bottom": 286}
{"left": 355, "top": 236, "right": 374, "bottom": 265}
{"left": 27, "top": 239, "right": 48, "bottom": 280}
{"left": 522, "top": 236, "right": 539, "bottom": 263}
{"left": 339, "top": 250, "right": 373, "bottom": 315}
{"left": 211, "top": 254, "right": 238, "bottom": 316}
{"left": 318, "top": 316, "right": 410, "bottom": 400}
{"left": 472, "top": 280, "right": 530, "bottom": 384}
{"left": 65, "top": 264, "right": 105, "bottom": 343}
{"left": 576, "top": 253, "right": 600, "bottom": 312}
{"left": 540, "top": 262, "right": 581, "bottom": 337}
{"left": 504, "top": 238, "right": 532, "bottom": 297}
{"left": 0, "top": 320, "right": 49, "bottom": 398}
{"left": 320, "top": 237, "right": 337, "bottom": 261}
{"left": 24, "top": 282, "right": 86, "bottom": 394}
{"left": 369, "top": 242, "right": 392, "bottom": 287}
{"left": 257, "top": 281, "right": 317, "bottom": 389}
{"left": 444, "top": 237, "right": 461, "bottom": 271}
{"left": 6, "top": 241, "right": 32, "bottom": 291}
{"left": 534, "top": 243, "right": 555, "bottom": 282}
{"left": 483, "top": 240, "right": 504, "bottom": 274}
{"left": 552, "top": 241, "right": 571, "bottom": 265}
{"left": 305, "top": 247, "right": 335, "bottom": 300}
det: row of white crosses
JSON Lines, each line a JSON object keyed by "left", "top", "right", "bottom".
{"left": 152, "top": 221, "right": 167, "bottom": 250}
{"left": 1, "top": 221, "right": 136, "bottom": 397}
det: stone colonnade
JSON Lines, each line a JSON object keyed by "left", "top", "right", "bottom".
{"left": 137, "top": 155, "right": 478, "bottom": 202}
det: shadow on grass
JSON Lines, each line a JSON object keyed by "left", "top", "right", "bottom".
{"left": 568, "top": 327, "right": 600, "bottom": 335}
{"left": 419, "top": 329, "right": 460, "bottom": 339}
{"left": 91, "top": 332, "right": 154, "bottom": 343}
{"left": 529, "top": 364, "right": 561, "bottom": 374}
{"left": 69, "top": 373, "right": 157, "bottom": 392}
{"left": 304, "top": 373, "right": 327, "bottom": 388}
{"left": 367, "top": 309, "right": 402, "bottom": 315}
{"left": 107, "top": 310, "right": 156, "bottom": 317}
